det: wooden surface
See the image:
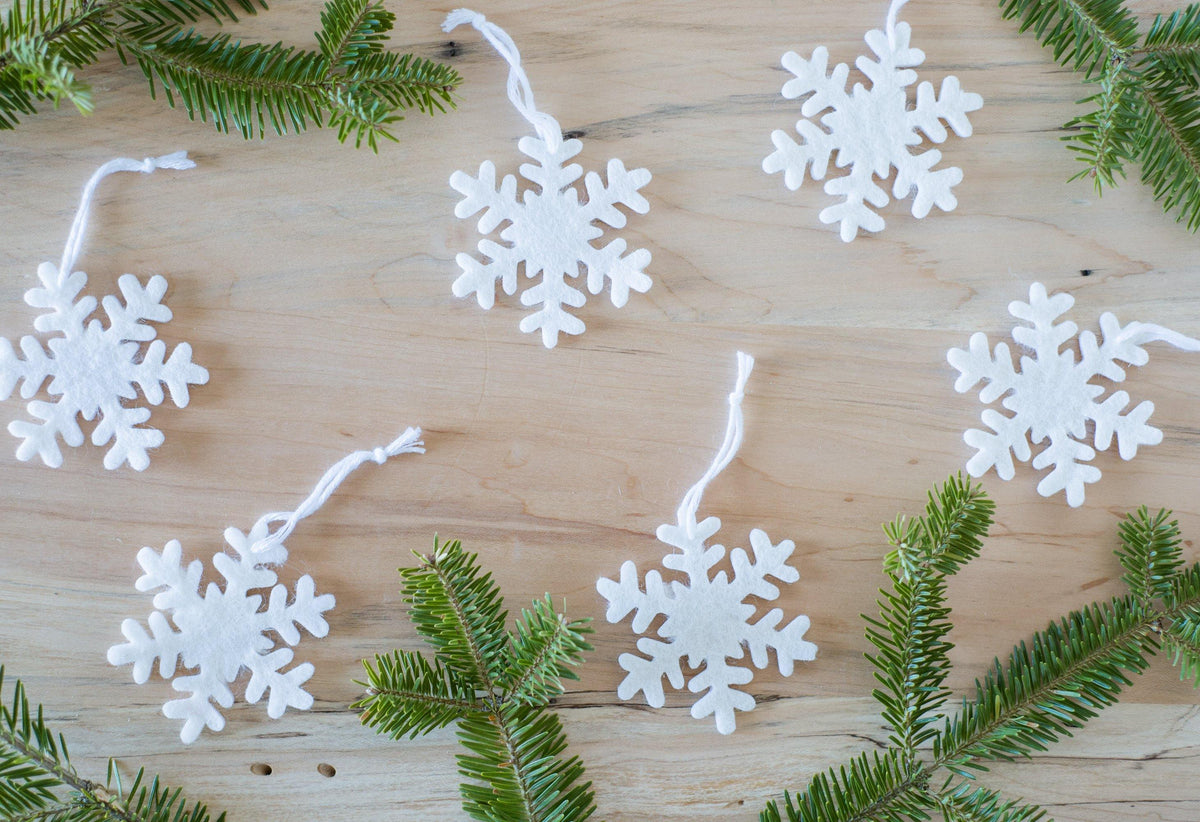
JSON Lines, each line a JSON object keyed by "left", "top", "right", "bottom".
{"left": 2, "top": 1, "right": 1199, "bottom": 819}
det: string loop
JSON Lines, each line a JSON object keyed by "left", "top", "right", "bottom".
{"left": 250, "top": 427, "right": 426, "bottom": 554}
{"left": 58, "top": 152, "right": 195, "bottom": 285}
{"left": 676, "top": 352, "right": 755, "bottom": 538}
{"left": 443, "top": 9, "right": 563, "bottom": 149}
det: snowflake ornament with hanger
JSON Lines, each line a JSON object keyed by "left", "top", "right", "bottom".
{"left": 108, "top": 428, "right": 425, "bottom": 743}
{"left": 763, "top": 0, "right": 983, "bottom": 241}
{"left": 0, "top": 153, "right": 208, "bottom": 469}
{"left": 443, "top": 9, "right": 652, "bottom": 348}
{"left": 949, "top": 283, "right": 1200, "bottom": 507}
{"left": 597, "top": 353, "right": 816, "bottom": 734}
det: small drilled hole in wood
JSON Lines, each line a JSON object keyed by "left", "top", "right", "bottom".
{"left": 317, "top": 763, "right": 336, "bottom": 778}
{"left": 250, "top": 763, "right": 273, "bottom": 776}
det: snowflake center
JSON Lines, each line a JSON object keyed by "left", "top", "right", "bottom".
{"left": 825, "top": 85, "right": 911, "bottom": 176}
{"left": 662, "top": 576, "right": 755, "bottom": 664}
{"left": 176, "top": 585, "right": 271, "bottom": 671}
{"left": 1008, "top": 351, "right": 1100, "bottom": 441}
{"left": 506, "top": 188, "right": 601, "bottom": 279}
{"left": 47, "top": 323, "right": 137, "bottom": 418}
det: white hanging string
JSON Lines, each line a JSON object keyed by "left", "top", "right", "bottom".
{"left": 58, "top": 151, "right": 195, "bottom": 285}
{"left": 1119, "top": 321, "right": 1200, "bottom": 352}
{"left": 250, "top": 427, "right": 425, "bottom": 554}
{"left": 885, "top": 0, "right": 911, "bottom": 46}
{"left": 675, "top": 352, "right": 755, "bottom": 538}
{"left": 442, "top": 8, "right": 563, "bottom": 150}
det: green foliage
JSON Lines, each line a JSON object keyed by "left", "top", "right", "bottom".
{"left": 999, "top": 0, "right": 1200, "bottom": 230}
{"left": 762, "top": 476, "right": 1200, "bottom": 822}
{"left": 0, "top": 665, "right": 223, "bottom": 822}
{"left": 0, "top": 0, "right": 460, "bottom": 147}
{"left": 356, "top": 537, "right": 596, "bottom": 822}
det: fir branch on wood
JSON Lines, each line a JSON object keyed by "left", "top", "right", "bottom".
{"left": 0, "top": 665, "right": 223, "bottom": 822}
{"left": 999, "top": 0, "right": 1200, "bottom": 230}
{"left": 762, "top": 474, "right": 1200, "bottom": 822}
{"left": 354, "top": 537, "right": 596, "bottom": 822}
{"left": 0, "top": 0, "right": 460, "bottom": 148}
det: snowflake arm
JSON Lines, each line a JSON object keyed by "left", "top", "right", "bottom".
{"left": 8, "top": 398, "right": 85, "bottom": 468}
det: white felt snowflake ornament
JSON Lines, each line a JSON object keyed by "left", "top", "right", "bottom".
{"left": 0, "top": 154, "right": 208, "bottom": 469}
{"left": 109, "top": 428, "right": 425, "bottom": 742}
{"left": 597, "top": 353, "right": 816, "bottom": 734}
{"left": 444, "top": 9, "right": 652, "bottom": 348}
{"left": 763, "top": 0, "right": 983, "bottom": 241}
{"left": 949, "top": 283, "right": 1200, "bottom": 507}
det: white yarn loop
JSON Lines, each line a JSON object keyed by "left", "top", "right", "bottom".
{"left": 676, "top": 352, "right": 755, "bottom": 538}
{"left": 58, "top": 151, "right": 195, "bottom": 284}
{"left": 885, "top": 0, "right": 911, "bottom": 45}
{"left": 1120, "top": 321, "right": 1200, "bottom": 352}
{"left": 250, "top": 427, "right": 425, "bottom": 554}
{"left": 442, "top": 8, "right": 563, "bottom": 149}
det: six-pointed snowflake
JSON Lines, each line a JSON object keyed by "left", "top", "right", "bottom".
{"left": 948, "top": 282, "right": 1200, "bottom": 507}
{"left": 597, "top": 516, "right": 817, "bottom": 735}
{"left": 451, "top": 134, "right": 652, "bottom": 348}
{"left": 763, "top": 2, "right": 983, "bottom": 241}
{"left": 107, "top": 522, "right": 334, "bottom": 743}
{"left": 0, "top": 262, "right": 207, "bottom": 470}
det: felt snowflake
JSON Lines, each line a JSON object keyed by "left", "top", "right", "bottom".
{"left": 948, "top": 282, "right": 1200, "bottom": 507}
{"left": 451, "top": 136, "right": 651, "bottom": 348}
{"left": 0, "top": 264, "right": 208, "bottom": 470}
{"left": 763, "top": 0, "right": 983, "bottom": 241}
{"left": 597, "top": 352, "right": 816, "bottom": 734}
{"left": 444, "top": 9, "right": 652, "bottom": 348}
{"left": 108, "top": 522, "right": 334, "bottom": 743}
{"left": 598, "top": 518, "right": 817, "bottom": 735}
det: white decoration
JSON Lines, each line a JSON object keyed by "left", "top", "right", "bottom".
{"left": 444, "top": 9, "right": 652, "bottom": 348}
{"left": 948, "top": 283, "right": 1200, "bottom": 507}
{"left": 597, "top": 353, "right": 816, "bottom": 734}
{"left": 763, "top": 0, "right": 983, "bottom": 241}
{"left": 0, "top": 154, "right": 207, "bottom": 469}
{"left": 109, "top": 428, "right": 425, "bottom": 743}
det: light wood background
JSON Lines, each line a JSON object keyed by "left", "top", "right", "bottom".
{"left": 2, "top": 1, "right": 1199, "bottom": 819}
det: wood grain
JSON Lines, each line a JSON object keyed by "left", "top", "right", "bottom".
{"left": 1, "top": 1, "right": 1198, "bottom": 819}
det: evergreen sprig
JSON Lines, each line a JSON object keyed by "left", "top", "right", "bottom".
{"left": 355, "top": 537, "right": 596, "bottom": 822}
{"left": 0, "top": 665, "right": 224, "bottom": 822}
{"left": 999, "top": 0, "right": 1200, "bottom": 230}
{"left": 763, "top": 475, "right": 1200, "bottom": 822}
{"left": 0, "top": 0, "right": 460, "bottom": 147}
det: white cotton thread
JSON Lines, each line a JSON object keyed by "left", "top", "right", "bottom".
{"left": 442, "top": 8, "right": 563, "bottom": 149}
{"left": 676, "top": 351, "right": 754, "bottom": 539}
{"left": 58, "top": 152, "right": 195, "bottom": 285}
{"left": 885, "top": 0, "right": 912, "bottom": 46}
{"left": 250, "top": 427, "right": 425, "bottom": 554}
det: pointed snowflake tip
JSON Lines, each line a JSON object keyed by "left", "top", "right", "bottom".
{"left": 763, "top": 5, "right": 982, "bottom": 241}
{"left": 0, "top": 269, "right": 208, "bottom": 469}
{"left": 451, "top": 134, "right": 653, "bottom": 348}
{"left": 948, "top": 282, "right": 1200, "bottom": 507}
{"left": 108, "top": 531, "right": 334, "bottom": 742}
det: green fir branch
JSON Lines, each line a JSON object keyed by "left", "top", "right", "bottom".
{"left": 355, "top": 538, "right": 597, "bottom": 822}
{"left": 1116, "top": 506, "right": 1184, "bottom": 605}
{"left": 763, "top": 479, "right": 1200, "bottom": 822}
{"left": 0, "top": 0, "right": 459, "bottom": 146}
{"left": 0, "top": 666, "right": 223, "bottom": 822}
{"left": 1000, "top": 0, "right": 1200, "bottom": 230}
